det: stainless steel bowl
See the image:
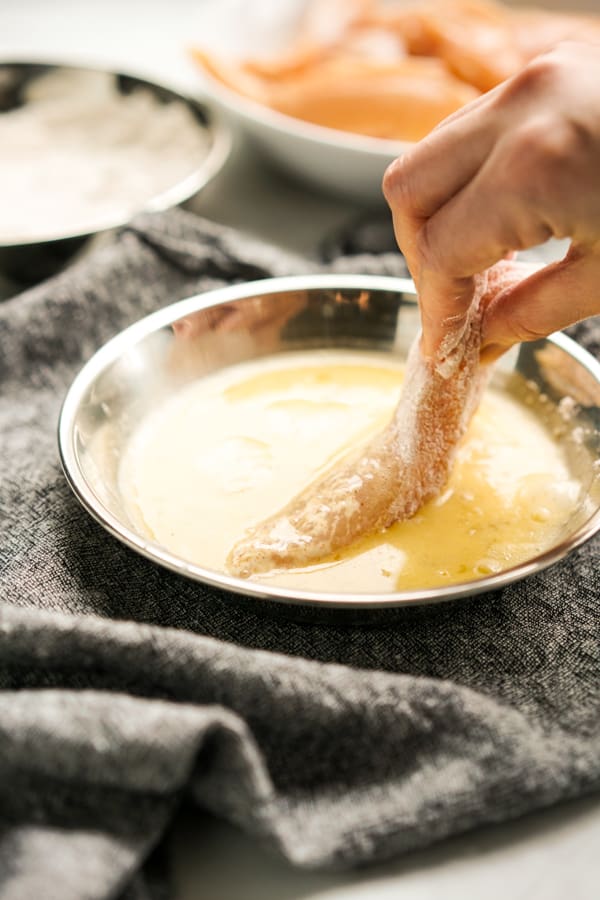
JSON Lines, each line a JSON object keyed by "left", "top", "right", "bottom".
{"left": 58, "top": 274, "right": 600, "bottom": 610}
{"left": 0, "top": 62, "right": 231, "bottom": 282}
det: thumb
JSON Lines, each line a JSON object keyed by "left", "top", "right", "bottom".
{"left": 482, "top": 244, "right": 600, "bottom": 357}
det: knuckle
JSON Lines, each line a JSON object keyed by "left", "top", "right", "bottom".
{"left": 414, "top": 220, "right": 472, "bottom": 280}
{"left": 382, "top": 152, "right": 420, "bottom": 214}
{"left": 504, "top": 118, "right": 566, "bottom": 180}
{"left": 506, "top": 312, "right": 547, "bottom": 344}
{"left": 494, "top": 117, "right": 584, "bottom": 240}
{"left": 499, "top": 211, "right": 553, "bottom": 252}
{"left": 503, "top": 48, "right": 565, "bottom": 100}
{"left": 526, "top": 117, "right": 583, "bottom": 171}
{"left": 414, "top": 218, "right": 442, "bottom": 270}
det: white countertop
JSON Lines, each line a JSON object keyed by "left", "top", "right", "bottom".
{"left": 171, "top": 796, "right": 600, "bottom": 900}
{"left": 2, "top": 2, "right": 599, "bottom": 897}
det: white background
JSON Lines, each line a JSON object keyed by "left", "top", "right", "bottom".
{"left": 2, "top": 2, "right": 599, "bottom": 897}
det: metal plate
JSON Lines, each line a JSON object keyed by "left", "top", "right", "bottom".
{"left": 59, "top": 274, "right": 600, "bottom": 610}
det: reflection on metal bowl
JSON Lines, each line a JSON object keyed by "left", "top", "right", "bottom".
{"left": 59, "top": 275, "right": 600, "bottom": 612}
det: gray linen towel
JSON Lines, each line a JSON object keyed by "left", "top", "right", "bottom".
{"left": 1, "top": 210, "right": 599, "bottom": 900}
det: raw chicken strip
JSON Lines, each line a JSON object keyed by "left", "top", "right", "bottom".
{"left": 192, "top": 0, "right": 600, "bottom": 142}
{"left": 193, "top": 50, "right": 478, "bottom": 142}
{"left": 227, "top": 262, "right": 526, "bottom": 578}
{"left": 363, "top": 0, "right": 524, "bottom": 92}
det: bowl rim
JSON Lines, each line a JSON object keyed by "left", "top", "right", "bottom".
{"left": 0, "top": 60, "right": 232, "bottom": 248}
{"left": 58, "top": 273, "right": 600, "bottom": 609}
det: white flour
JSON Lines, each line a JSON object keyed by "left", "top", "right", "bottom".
{"left": 0, "top": 68, "right": 210, "bottom": 243}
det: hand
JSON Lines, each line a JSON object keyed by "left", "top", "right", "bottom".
{"left": 382, "top": 41, "right": 600, "bottom": 359}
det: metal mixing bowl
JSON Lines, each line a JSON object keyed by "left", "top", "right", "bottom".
{"left": 0, "top": 62, "right": 231, "bottom": 282}
{"left": 58, "top": 274, "right": 600, "bottom": 610}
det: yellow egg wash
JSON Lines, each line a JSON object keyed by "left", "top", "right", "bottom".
{"left": 119, "top": 350, "right": 582, "bottom": 593}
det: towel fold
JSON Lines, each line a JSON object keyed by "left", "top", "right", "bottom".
{"left": 1, "top": 209, "right": 599, "bottom": 900}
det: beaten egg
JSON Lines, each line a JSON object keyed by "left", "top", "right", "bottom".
{"left": 119, "top": 350, "right": 582, "bottom": 593}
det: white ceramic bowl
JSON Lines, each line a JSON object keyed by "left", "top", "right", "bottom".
{"left": 199, "top": 73, "right": 409, "bottom": 204}
{"left": 191, "top": 0, "right": 410, "bottom": 204}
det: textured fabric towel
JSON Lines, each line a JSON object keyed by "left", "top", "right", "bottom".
{"left": 1, "top": 210, "right": 599, "bottom": 900}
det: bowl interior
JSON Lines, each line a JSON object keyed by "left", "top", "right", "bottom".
{"left": 59, "top": 275, "right": 600, "bottom": 609}
{"left": 0, "top": 62, "right": 230, "bottom": 249}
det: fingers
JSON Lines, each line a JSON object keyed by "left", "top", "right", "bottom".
{"left": 383, "top": 99, "right": 499, "bottom": 284}
{"left": 415, "top": 270, "right": 477, "bottom": 358}
{"left": 383, "top": 42, "right": 600, "bottom": 359}
{"left": 383, "top": 110, "right": 495, "bottom": 223}
{"left": 428, "top": 79, "right": 506, "bottom": 133}
{"left": 400, "top": 128, "right": 560, "bottom": 354}
{"left": 383, "top": 91, "right": 504, "bottom": 355}
{"left": 418, "top": 259, "right": 536, "bottom": 361}
{"left": 482, "top": 243, "right": 600, "bottom": 354}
